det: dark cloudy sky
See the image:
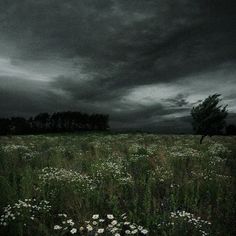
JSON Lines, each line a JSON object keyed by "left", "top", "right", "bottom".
{"left": 0, "top": 0, "right": 235, "bottom": 132}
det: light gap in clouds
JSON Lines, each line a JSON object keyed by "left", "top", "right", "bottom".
{"left": 0, "top": 57, "right": 54, "bottom": 82}
{"left": 124, "top": 67, "right": 236, "bottom": 112}
{"left": 0, "top": 56, "right": 87, "bottom": 83}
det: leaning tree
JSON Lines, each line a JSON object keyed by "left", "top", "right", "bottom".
{"left": 191, "top": 94, "right": 228, "bottom": 144}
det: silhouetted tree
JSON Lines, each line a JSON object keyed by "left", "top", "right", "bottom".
{"left": 10, "top": 117, "right": 30, "bottom": 134}
{"left": 34, "top": 113, "right": 50, "bottom": 132}
{"left": 191, "top": 94, "right": 228, "bottom": 144}
{"left": 50, "top": 113, "right": 59, "bottom": 132}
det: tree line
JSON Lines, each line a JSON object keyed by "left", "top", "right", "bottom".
{"left": 0, "top": 111, "right": 109, "bottom": 135}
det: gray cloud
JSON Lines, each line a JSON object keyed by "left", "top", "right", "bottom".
{"left": 0, "top": 0, "right": 235, "bottom": 131}
{"left": 163, "top": 94, "right": 189, "bottom": 107}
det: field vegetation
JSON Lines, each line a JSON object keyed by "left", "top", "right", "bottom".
{"left": 0, "top": 133, "right": 235, "bottom": 235}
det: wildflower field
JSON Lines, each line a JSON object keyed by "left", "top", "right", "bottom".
{"left": 0, "top": 133, "right": 235, "bottom": 236}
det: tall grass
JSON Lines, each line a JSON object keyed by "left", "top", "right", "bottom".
{"left": 0, "top": 133, "right": 235, "bottom": 235}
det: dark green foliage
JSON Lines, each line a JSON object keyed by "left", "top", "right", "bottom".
{"left": 191, "top": 94, "right": 228, "bottom": 143}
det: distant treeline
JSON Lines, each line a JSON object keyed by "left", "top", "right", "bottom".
{"left": 0, "top": 112, "right": 109, "bottom": 135}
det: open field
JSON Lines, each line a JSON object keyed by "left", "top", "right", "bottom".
{"left": 0, "top": 133, "right": 235, "bottom": 236}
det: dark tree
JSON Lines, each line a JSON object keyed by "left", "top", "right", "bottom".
{"left": 191, "top": 94, "right": 228, "bottom": 144}
{"left": 10, "top": 117, "right": 30, "bottom": 134}
{"left": 34, "top": 113, "right": 50, "bottom": 132}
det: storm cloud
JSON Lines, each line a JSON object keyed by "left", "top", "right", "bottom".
{"left": 0, "top": 0, "right": 235, "bottom": 131}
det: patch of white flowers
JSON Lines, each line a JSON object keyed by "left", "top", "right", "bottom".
{"left": 21, "top": 150, "right": 40, "bottom": 161}
{"left": 207, "top": 143, "right": 230, "bottom": 165}
{"left": 54, "top": 213, "right": 78, "bottom": 234}
{"left": 0, "top": 143, "right": 40, "bottom": 161}
{"left": 93, "top": 160, "right": 133, "bottom": 185}
{"left": 0, "top": 199, "right": 51, "bottom": 227}
{"left": 158, "top": 210, "right": 211, "bottom": 236}
{"left": 208, "top": 142, "right": 230, "bottom": 158}
{"left": 150, "top": 166, "right": 173, "bottom": 183}
{"left": 146, "top": 144, "right": 159, "bottom": 155}
{"left": 191, "top": 169, "right": 232, "bottom": 181}
{"left": 1, "top": 144, "right": 31, "bottom": 153}
{"left": 54, "top": 213, "right": 148, "bottom": 235}
{"left": 129, "top": 153, "right": 149, "bottom": 163}
{"left": 38, "top": 167, "right": 96, "bottom": 192}
{"left": 168, "top": 146, "right": 201, "bottom": 160}
{"left": 190, "top": 170, "right": 214, "bottom": 181}
{"left": 128, "top": 144, "right": 145, "bottom": 154}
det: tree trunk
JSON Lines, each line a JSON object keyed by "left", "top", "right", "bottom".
{"left": 200, "top": 135, "right": 206, "bottom": 144}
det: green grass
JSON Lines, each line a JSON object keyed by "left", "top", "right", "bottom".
{"left": 0, "top": 133, "right": 235, "bottom": 235}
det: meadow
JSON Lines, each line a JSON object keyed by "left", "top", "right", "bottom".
{"left": 0, "top": 133, "right": 235, "bottom": 236}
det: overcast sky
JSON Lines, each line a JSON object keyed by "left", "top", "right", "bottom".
{"left": 0, "top": 0, "right": 235, "bottom": 132}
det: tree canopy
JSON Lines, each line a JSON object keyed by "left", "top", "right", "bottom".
{"left": 191, "top": 94, "right": 228, "bottom": 143}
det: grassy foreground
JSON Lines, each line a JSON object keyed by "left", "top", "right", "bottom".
{"left": 0, "top": 133, "right": 235, "bottom": 236}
